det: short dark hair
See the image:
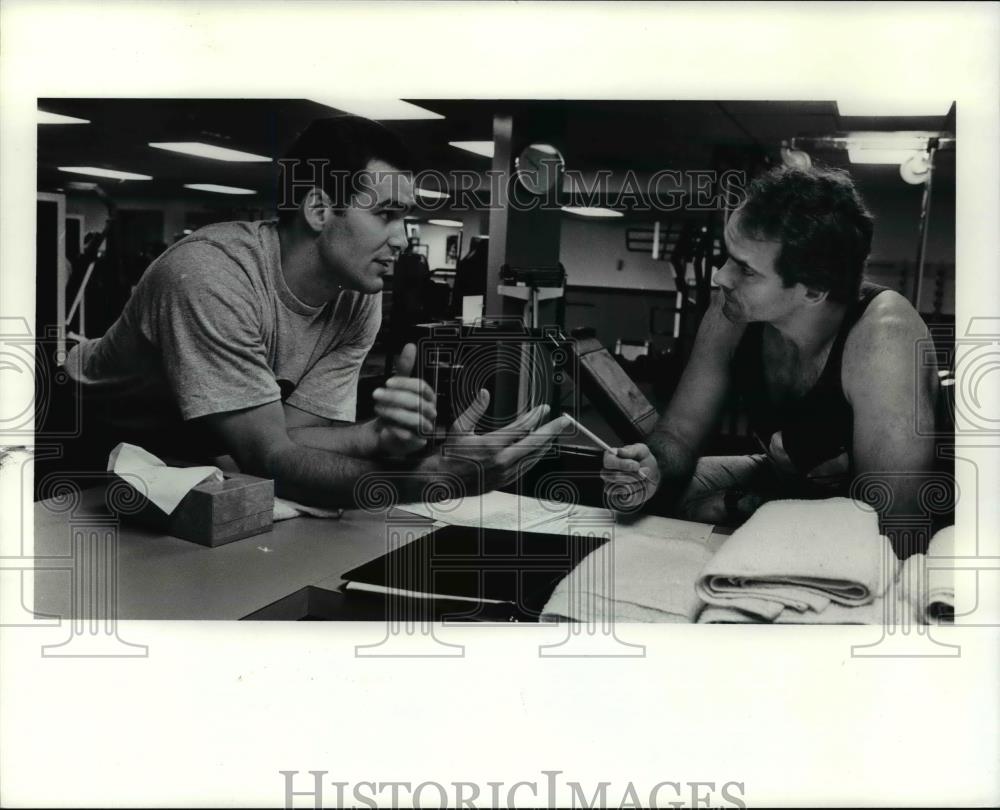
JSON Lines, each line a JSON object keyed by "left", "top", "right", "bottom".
{"left": 275, "top": 115, "right": 413, "bottom": 226}
{"left": 735, "top": 165, "right": 875, "bottom": 304}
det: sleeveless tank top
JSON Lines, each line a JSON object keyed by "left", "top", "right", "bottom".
{"left": 731, "top": 282, "right": 890, "bottom": 474}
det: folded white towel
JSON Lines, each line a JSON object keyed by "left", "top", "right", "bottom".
{"left": 695, "top": 498, "right": 893, "bottom": 616}
{"left": 697, "top": 569, "right": 937, "bottom": 625}
{"left": 698, "top": 593, "right": 894, "bottom": 624}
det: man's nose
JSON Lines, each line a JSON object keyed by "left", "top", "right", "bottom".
{"left": 387, "top": 220, "right": 407, "bottom": 253}
{"left": 713, "top": 260, "right": 735, "bottom": 290}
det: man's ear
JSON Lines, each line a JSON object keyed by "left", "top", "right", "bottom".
{"left": 802, "top": 285, "right": 829, "bottom": 305}
{"left": 301, "top": 187, "right": 334, "bottom": 234}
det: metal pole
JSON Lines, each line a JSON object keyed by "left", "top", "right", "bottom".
{"left": 911, "top": 141, "right": 938, "bottom": 311}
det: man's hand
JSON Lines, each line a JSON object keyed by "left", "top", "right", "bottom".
{"left": 601, "top": 443, "right": 661, "bottom": 506}
{"left": 372, "top": 343, "right": 437, "bottom": 457}
{"left": 424, "top": 389, "right": 571, "bottom": 493}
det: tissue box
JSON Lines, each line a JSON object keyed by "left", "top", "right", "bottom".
{"left": 124, "top": 473, "right": 275, "bottom": 547}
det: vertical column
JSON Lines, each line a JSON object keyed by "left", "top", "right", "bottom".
{"left": 484, "top": 113, "right": 514, "bottom": 320}
{"left": 483, "top": 110, "right": 566, "bottom": 423}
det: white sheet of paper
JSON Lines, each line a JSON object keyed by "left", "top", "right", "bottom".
{"left": 107, "top": 442, "right": 223, "bottom": 515}
{"left": 396, "top": 490, "right": 610, "bottom": 533}
{"left": 609, "top": 513, "right": 715, "bottom": 546}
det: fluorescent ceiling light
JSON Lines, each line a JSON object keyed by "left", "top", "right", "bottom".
{"left": 312, "top": 99, "right": 443, "bottom": 120}
{"left": 184, "top": 183, "right": 256, "bottom": 195}
{"left": 449, "top": 141, "right": 495, "bottom": 158}
{"left": 415, "top": 187, "right": 450, "bottom": 200}
{"left": 848, "top": 149, "right": 925, "bottom": 165}
{"left": 38, "top": 110, "right": 89, "bottom": 125}
{"left": 845, "top": 131, "right": 938, "bottom": 150}
{"left": 844, "top": 131, "right": 936, "bottom": 165}
{"left": 58, "top": 166, "right": 152, "bottom": 181}
{"left": 149, "top": 142, "right": 271, "bottom": 162}
{"left": 427, "top": 219, "right": 463, "bottom": 227}
{"left": 837, "top": 100, "right": 952, "bottom": 117}
{"left": 561, "top": 206, "right": 623, "bottom": 218}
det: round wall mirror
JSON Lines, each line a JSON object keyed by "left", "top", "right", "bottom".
{"left": 515, "top": 143, "right": 565, "bottom": 194}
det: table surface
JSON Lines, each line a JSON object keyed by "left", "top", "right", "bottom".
{"left": 33, "top": 484, "right": 725, "bottom": 620}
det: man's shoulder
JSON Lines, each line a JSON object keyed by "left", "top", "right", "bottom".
{"left": 849, "top": 289, "right": 928, "bottom": 347}
{"left": 183, "top": 219, "right": 271, "bottom": 244}
{"left": 163, "top": 220, "right": 271, "bottom": 266}
{"left": 842, "top": 289, "right": 929, "bottom": 378}
{"left": 145, "top": 221, "right": 275, "bottom": 296}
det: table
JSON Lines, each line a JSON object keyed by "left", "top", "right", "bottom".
{"left": 32, "top": 483, "right": 726, "bottom": 621}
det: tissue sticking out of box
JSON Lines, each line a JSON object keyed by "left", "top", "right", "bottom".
{"left": 107, "top": 443, "right": 224, "bottom": 515}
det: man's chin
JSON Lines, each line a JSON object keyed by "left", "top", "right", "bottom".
{"left": 334, "top": 277, "right": 383, "bottom": 296}
{"left": 362, "top": 276, "right": 385, "bottom": 294}
{"left": 721, "top": 301, "right": 744, "bottom": 322}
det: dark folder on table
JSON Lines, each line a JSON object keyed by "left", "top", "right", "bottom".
{"left": 341, "top": 525, "right": 610, "bottom": 620}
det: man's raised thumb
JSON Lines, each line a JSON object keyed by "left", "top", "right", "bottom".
{"left": 393, "top": 342, "right": 417, "bottom": 377}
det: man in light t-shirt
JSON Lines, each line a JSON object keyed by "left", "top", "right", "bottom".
{"left": 67, "top": 116, "right": 568, "bottom": 507}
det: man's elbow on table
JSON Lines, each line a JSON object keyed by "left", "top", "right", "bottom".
{"left": 199, "top": 400, "right": 300, "bottom": 482}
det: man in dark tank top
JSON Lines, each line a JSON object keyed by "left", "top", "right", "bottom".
{"left": 602, "top": 166, "right": 942, "bottom": 558}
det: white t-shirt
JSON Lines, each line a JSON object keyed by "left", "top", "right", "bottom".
{"left": 66, "top": 220, "right": 381, "bottom": 439}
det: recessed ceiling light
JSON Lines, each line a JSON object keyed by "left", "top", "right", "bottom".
{"left": 427, "top": 219, "right": 463, "bottom": 227}
{"left": 184, "top": 183, "right": 256, "bottom": 195}
{"left": 837, "top": 100, "right": 952, "bottom": 117}
{"left": 449, "top": 141, "right": 495, "bottom": 158}
{"left": 312, "top": 99, "right": 443, "bottom": 120}
{"left": 58, "top": 166, "right": 152, "bottom": 181}
{"left": 415, "top": 187, "right": 450, "bottom": 200}
{"left": 561, "top": 206, "right": 623, "bottom": 218}
{"left": 149, "top": 142, "right": 272, "bottom": 162}
{"left": 38, "top": 110, "right": 89, "bottom": 125}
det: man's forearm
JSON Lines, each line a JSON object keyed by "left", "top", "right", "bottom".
{"left": 646, "top": 428, "right": 698, "bottom": 505}
{"left": 287, "top": 419, "right": 380, "bottom": 458}
{"left": 265, "top": 442, "right": 437, "bottom": 508}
